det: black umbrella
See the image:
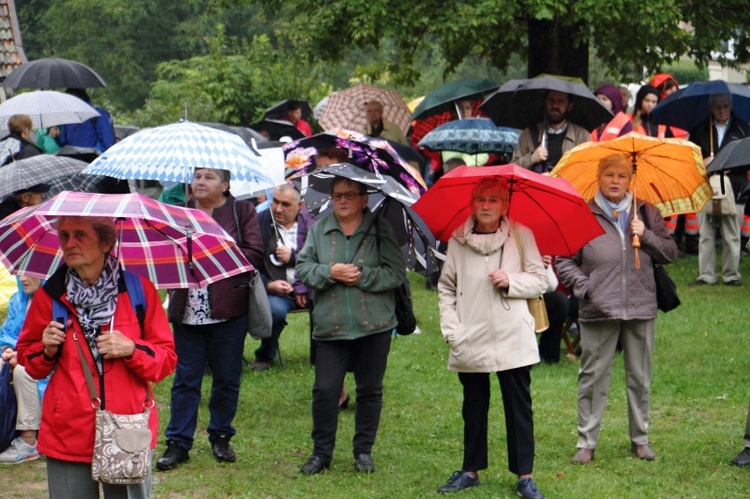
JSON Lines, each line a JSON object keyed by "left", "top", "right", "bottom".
{"left": 706, "top": 137, "right": 750, "bottom": 174}
{"left": 249, "top": 119, "right": 306, "bottom": 141}
{"left": 1, "top": 57, "right": 106, "bottom": 89}
{"left": 264, "top": 100, "right": 313, "bottom": 122}
{"left": 293, "top": 163, "right": 440, "bottom": 275}
{"left": 195, "top": 122, "right": 269, "bottom": 147}
{"left": 479, "top": 75, "right": 613, "bottom": 131}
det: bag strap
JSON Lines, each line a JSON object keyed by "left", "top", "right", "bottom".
{"left": 74, "top": 335, "right": 101, "bottom": 408}
{"left": 232, "top": 198, "right": 243, "bottom": 246}
{"left": 513, "top": 224, "right": 524, "bottom": 271}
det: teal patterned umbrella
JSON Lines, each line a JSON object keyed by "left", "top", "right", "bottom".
{"left": 417, "top": 118, "right": 520, "bottom": 155}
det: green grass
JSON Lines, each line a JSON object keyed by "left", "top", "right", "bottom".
{"left": 6, "top": 255, "right": 750, "bottom": 498}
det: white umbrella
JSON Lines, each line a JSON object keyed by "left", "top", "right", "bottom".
{"left": 0, "top": 90, "right": 100, "bottom": 129}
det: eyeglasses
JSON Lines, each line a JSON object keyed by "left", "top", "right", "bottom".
{"left": 331, "top": 192, "right": 362, "bottom": 201}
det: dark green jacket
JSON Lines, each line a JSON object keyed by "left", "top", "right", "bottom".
{"left": 296, "top": 209, "right": 405, "bottom": 340}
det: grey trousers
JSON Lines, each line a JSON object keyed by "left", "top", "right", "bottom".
{"left": 697, "top": 206, "right": 743, "bottom": 283}
{"left": 743, "top": 403, "right": 750, "bottom": 448}
{"left": 46, "top": 455, "right": 152, "bottom": 499}
{"left": 576, "top": 319, "right": 655, "bottom": 449}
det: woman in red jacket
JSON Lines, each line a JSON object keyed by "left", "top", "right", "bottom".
{"left": 17, "top": 216, "right": 177, "bottom": 498}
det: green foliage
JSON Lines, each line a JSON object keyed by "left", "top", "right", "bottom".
{"left": 128, "top": 28, "right": 329, "bottom": 127}
{"left": 660, "top": 57, "right": 710, "bottom": 85}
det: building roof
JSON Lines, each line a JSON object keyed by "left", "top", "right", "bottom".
{"left": 0, "top": 0, "right": 26, "bottom": 79}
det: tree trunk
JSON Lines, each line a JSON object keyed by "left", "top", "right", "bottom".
{"left": 527, "top": 19, "right": 589, "bottom": 84}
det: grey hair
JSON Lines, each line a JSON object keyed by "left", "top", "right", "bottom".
{"left": 56, "top": 216, "right": 118, "bottom": 253}
{"left": 275, "top": 183, "right": 301, "bottom": 202}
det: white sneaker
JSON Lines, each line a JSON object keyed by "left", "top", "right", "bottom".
{"left": 0, "top": 437, "right": 39, "bottom": 464}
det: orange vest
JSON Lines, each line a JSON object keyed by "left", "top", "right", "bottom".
{"left": 591, "top": 113, "right": 632, "bottom": 141}
{"left": 633, "top": 123, "right": 668, "bottom": 139}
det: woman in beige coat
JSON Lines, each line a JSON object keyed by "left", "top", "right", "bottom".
{"left": 436, "top": 177, "right": 548, "bottom": 499}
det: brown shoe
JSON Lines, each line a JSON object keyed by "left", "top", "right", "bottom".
{"left": 632, "top": 444, "right": 655, "bottom": 460}
{"left": 571, "top": 447, "right": 594, "bottom": 464}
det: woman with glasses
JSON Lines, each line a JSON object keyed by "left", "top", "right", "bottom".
{"left": 296, "top": 176, "right": 405, "bottom": 475}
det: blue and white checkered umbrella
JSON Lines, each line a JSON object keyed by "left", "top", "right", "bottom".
{"left": 83, "top": 121, "right": 274, "bottom": 189}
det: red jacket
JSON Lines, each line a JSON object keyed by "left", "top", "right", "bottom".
{"left": 17, "top": 267, "right": 177, "bottom": 463}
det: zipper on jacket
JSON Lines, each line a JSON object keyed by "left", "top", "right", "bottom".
{"left": 344, "top": 236, "right": 355, "bottom": 339}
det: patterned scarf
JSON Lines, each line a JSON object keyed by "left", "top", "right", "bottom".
{"left": 595, "top": 189, "right": 633, "bottom": 240}
{"left": 65, "top": 255, "right": 119, "bottom": 370}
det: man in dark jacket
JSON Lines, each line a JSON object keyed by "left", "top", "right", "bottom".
{"left": 689, "top": 93, "right": 749, "bottom": 286}
{"left": 252, "top": 184, "right": 314, "bottom": 370}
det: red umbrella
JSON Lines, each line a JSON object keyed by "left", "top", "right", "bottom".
{"left": 412, "top": 164, "right": 604, "bottom": 256}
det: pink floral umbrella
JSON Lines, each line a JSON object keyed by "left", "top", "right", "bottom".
{"left": 319, "top": 84, "right": 411, "bottom": 133}
{"left": 0, "top": 192, "right": 254, "bottom": 288}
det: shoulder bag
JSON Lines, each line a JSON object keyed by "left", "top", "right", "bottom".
{"left": 232, "top": 200, "right": 272, "bottom": 340}
{"left": 513, "top": 229, "right": 549, "bottom": 333}
{"left": 640, "top": 206, "right": 681, "bottom": 312}
{"left": 0, "top": 362, "right": 18, "bottom": 451}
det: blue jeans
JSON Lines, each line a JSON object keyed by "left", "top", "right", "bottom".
{"left": 254, "top": 294, "right": 297, "bottom": 362}
{"left": 165, "top": 314, "right": 247, "bottom": 449}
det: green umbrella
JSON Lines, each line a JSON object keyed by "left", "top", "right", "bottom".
{"left": 411, "top": 78, "right": 499, "bottom": 121}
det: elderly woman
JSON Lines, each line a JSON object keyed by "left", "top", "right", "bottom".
{"left": 16, "top": 216, "right": 177, "bottom": 498}
{"left": 296, "top": 177, "right": 405, "bottom": 475}
{"left": 158, "top": 168, "right": 263, "bottom": 471}
{"left": 556, "top": 154, "right": 678, "bottom": 464}
{"left": 437, "top": 177, "right": 547, "bottom": 499}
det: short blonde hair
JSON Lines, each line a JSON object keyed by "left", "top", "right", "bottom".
{"left": 8, "top": 114, "right": 32, "bottom": 135}
{"left": 596, "top": 154, "right": 633, "bottom": 180}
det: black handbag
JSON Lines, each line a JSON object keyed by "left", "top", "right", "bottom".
{"left": 0, "top": 362, "right": 18, "bottom": 452}
{"left": 640, "top": 206, "right": 680, "bottom": 312}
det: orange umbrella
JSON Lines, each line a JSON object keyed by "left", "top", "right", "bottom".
{"left": 550, "top": 132, "right": 712, "bottom": 218}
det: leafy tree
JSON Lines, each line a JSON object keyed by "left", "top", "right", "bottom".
{"left": 260, "top": 0, "right": 750, "bottom": 85}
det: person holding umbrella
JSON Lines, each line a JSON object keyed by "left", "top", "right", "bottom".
{"left": 363, "top": 100, "right": 407, "bottom": 145}
{"left": 556, "top": 154, "right": 678, "bottom": 464}
{"left": 688, "top": 93, "right": 749, "bottom": 287}
{"left": 435, "top": 176, "right": 547, "bottom": 498}
{"left": 295, "top": 175, "right": 405, "bottom": 475}
{"left": 511, "top": 90, "right": 590, "bottom": 173}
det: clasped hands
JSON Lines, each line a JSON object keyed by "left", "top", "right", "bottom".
{"left": 331, "top": 263, "right": 361, "bottom": 286}
{"left": 42, "top": 319, "right": 135, "bottom": 359}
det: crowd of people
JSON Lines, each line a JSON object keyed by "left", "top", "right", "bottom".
{"left": 0, "top": 72, "right": 749, "bottom": 499}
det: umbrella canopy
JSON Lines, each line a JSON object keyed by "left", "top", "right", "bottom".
{"left": 264, "top": 99, "right": 313, "bottom": 122}
{"left": 83, "top": 121, "right": 274, "bottom": 189}
{"left": 0, "top": 192, "right": 254, "bottom": 288}
{"left": 1, "top": 57, "right": 106, "bottom": 90}
{"left": 196, "top": 122, "right": 269, "bottom": 147}
{"left": 0, "top": 90, "right": 100, "bottom": 129}
{"left": 551, "top": 132, "right": 712, "bottom": 216}
{"left": 319, "top": 84, "right": 411, "bottom": 134}
{"left": 249, "top": 119, "right": 306, "bottom": 141}
{"left": 650, "top": 80, "right": 750, "bottom": 131}
{"left": 412, "top": 164, "right": 604, "bottom": 256}
{"left": 706, "top": 136, "right": 750, "bottom": 174}
{"left": 55, "top": 145, "right": 100, "bottom": 163}
{"left": 313, "top": 96, "right": 329, "bottom": 121}
{"left": 411, "top": 78, "right": 499, "bottom": 121}
{"left": 0, "top": 155, "right": 90, "bottom": 197}
{"left": 417, "top": 118, "right": 521, "bottom": 155}
{"left": 294, "top": 163, "right": 438, "bottom": 275}
{"left": 283, "top": 128, "right": 427, "bottom": 195}
{"left": 45, "top": 172, "right": 105, "bottom": 198}
{"left": 479, "top": 75, "right": 613, "bottom": 131}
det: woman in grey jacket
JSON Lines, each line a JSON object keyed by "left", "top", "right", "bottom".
{"left": 556, "top": 154, "right": 678, "bottom": 464}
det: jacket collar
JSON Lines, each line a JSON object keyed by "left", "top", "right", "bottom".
{"left": 322, "top": 208, "right": 374, "bottom": 236}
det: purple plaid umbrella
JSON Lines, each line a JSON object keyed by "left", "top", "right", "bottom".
{"left": 0, "top": 191, "right": 254, "bottom": 288}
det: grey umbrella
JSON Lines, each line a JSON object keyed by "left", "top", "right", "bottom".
{"left": 0, "top": 155, "right": 91, "bottom": 197}
{"left": 1, "top": 57, "right": 106, "bottom": 89}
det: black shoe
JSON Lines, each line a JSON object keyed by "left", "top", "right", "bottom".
{"left": 725, "top": 280, "right": 742, "bottom": 287}
{"left": 354, "top": 453, "right": 375, "bottom": 473}
{"left": 688, "top": 279, "right": 713, "bottom": 287}
{"left": 438, "top": 471, "right": 479, "bottom": 493}
{"left": 211, "top": 436, "right": 236, "bottom": 463}
{"left": 300, "top": 455, "right": 330, "bottom": 475}
{"left": 156, "top": 440, "right": 189, "bottom": 471}
{"left": 731, "top": 447, "right": 750, "bottom": 466}
{"left": 516, "top": 477, "right": 544, "bottom": 499}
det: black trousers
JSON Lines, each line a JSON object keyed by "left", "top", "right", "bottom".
{"left": 538, "top": 290, "right": 569, "bottom": 363}
{"left": 459, "top": 366, "right": 535, "bottom": 476}
{"left": 311, "top": 331, "right": 392, "bottom": 461}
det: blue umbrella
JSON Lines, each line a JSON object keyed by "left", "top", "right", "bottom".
{"left": 83, "top": 121, "right": 274, "bottom": 190}
{"left": 417, "top": 118, "right": 521, "bottom": 155}
{"left": 650, "top": 80, "right": 750, "bottom": 131}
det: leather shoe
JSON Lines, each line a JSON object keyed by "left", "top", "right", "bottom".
{"left": 516, "top": 477, "right": 544, "bottom": 499}
{"left": 156, "top": 440, "right": 189, "bottom": 471}
{"left": 725, "top": 280, "right": 742, "bottom": 286}
{"left": 632, "top": 444, "right": 655, "bottom": 460}
{"left": 571, "top": 448, "right": 594, "bottom": 464}
{"left": 354, "top": 453, "right": 375, "bottom": 473}
{"left": 300, "top": 455, "right": 330, "bottom": 475}
{"left": 731, "top": 447, "right": 750, "bottom": 466}
{"left": 438, "top": 471, "right": 479, "bottom": 493}
{"left": 211, "top": 436, "right": 236, "bottom": 463}
{"left": 251, "top": 360, "right": 272, "bottom": 371}
{"left": 688, "top": 279, "right": 713, "bottom": 287}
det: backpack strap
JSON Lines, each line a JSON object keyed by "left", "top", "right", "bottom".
{"left": 52, "top": 297, "right": 68, "bottom": 327}
{"left": 122, "top": 271, "right": 146, "bottom": 331}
